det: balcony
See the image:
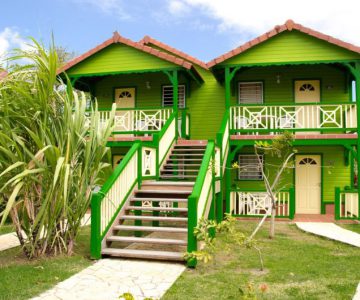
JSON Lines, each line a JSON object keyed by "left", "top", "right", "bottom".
{"left": 229, "top": 103, "right": 357, "bottom": 137}
{"left": 85, "top": 107, "right": 189, "bottom": 141}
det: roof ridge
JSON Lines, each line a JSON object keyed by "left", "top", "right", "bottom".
{"left": 139, "top": 35, "right": 208, "bottom": 69}
{"left": 58, "top": 31, "right": 193, "bottom": 74}
{"left": 207, "top": 19, "right": 360, "bottom": 68}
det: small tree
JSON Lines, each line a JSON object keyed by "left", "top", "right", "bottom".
{"left": 251, "top": 132, "right": 296, "bottom": 239}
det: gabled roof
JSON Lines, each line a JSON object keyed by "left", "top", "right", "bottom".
{"left": 208, "top": 19, "right": 360, "bottom": 68}
{"left": 139, "top": 35, "right": 208, "bottom": 69}
{"left": 58, "top": 32, "right": 195, "bottom": 74}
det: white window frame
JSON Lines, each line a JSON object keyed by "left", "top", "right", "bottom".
{"left": 238, "top": 154, "right": 264, "bottom": 180}
{"left": 162, "top": 85, "right": 186, "bottom": 109}
{"left": 238, "top": 81, "right": 264, "bottom": 104}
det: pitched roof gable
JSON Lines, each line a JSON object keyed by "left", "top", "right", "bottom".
{"left": 207, "top": 20, "right": 360, "bottom": 68}
{"left": 58, "top": 32, "right": 193, "bottom": 74}
{"left": 139, "top": 35, "right": 208, "bottom": 69}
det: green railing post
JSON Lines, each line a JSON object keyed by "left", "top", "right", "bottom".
{"left": 90, "top": 192, "right": 102, "bottom": 259}
{"left": 225, "top": 158, "right": 231, "bottom": 214}
{"left": 187, "top": 195, "right": 198, "bottom": 267}
{"left": 137, "top": 141, "right": 142, "bottom": 188}
{"left": 335, "top": 187, "right": 341, "bottom": 220}
{"left": 289, "top": 187, "right": 295, "bottom": 220}
{"left": 181, "top": 110, "right": 187, "bottom": 139}
{"left": 209, "top": 145, "right": 216, "bottom": 238}
{"left": 216, "top": 190, "right": 223, "bottom": 222}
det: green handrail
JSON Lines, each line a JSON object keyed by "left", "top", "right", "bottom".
{"left": 187, "top": 141, "right": 215, "bottom": 266}
{"left": 216, "top": 111, "right": 230, "bottom": 178}
{"left": 90, "top": 142, "right": 141, "bottom": 259}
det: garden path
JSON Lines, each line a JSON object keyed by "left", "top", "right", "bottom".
{"left": 31, "top": 258, "right": 185, "bottom": 300}
{"left": 296, "top": 222, "right": 360, "bottom": 247}
{"left": 0, "top": 213, "right": 91, "bottom": 252}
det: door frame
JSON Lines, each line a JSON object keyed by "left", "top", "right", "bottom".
{"left": 113, "top": 86, "right": 137, "bottom": 107}
{"left": 292, "top": 78, "right": 322, "bottom": 103}
{"left": 294, "top": 153, "right": 324, "bottom": 214}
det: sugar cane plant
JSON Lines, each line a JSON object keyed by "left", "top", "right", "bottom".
{"left": 0, "top": 39, "right": 115, "bottom": 258}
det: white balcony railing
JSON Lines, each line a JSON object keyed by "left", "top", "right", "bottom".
{"left": 230, "top": 103, "right": 357, "bottom": 134}
{"left": 86, "top": 108, "right": 173, "bottom": 134}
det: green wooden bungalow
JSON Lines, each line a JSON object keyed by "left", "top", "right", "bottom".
{"left": 59, "top": 20, "right": 360, "bottom": 263}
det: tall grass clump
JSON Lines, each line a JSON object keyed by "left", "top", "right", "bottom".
{"left": 0, "top": 39, "right": 115, "bottom": 258}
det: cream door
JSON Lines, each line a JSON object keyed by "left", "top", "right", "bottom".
{"left": 114, "top": 88, "right": 135, "bottom": 133}
{"left": 295, "top": 155, "right": 321, "bottom": 214}
{"left": 294, "top": 80, "right": 320, "bottom": 134}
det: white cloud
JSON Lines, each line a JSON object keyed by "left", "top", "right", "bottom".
{"left": 73, "top": 0, "right": 131, "bottom": 20}
{"left": 0, "top": 27, "right": 29, "bottom": 65}
{"left": 173, "top": 0, "right": 360, "bottom": 46}
{"left": 167, "top": 0, "right": 190, "bottom": 15}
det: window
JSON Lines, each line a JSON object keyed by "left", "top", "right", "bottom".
{"left": 162, "top": 85, "right": 186, "bottom": 108}
{"left": 238, "top": 154, "right": 263, "bottom": 180}
{"left": 238, "top": 82, "right": 263, "bottom": 104}
{"left": 299, "top": 83, "right": 315, "bottom": 92}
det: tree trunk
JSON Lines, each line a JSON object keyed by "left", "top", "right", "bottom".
{"left": 269, "top": 205, "right": 276, "bottom": 239}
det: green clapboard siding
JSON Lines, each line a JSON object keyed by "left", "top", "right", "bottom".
{"left": 94, "top": 72, "right": 183, "bottom": 109}
{"left": 221, "top": 31, "right": 360, "bottom": 66}
{"left": 67, "top": 44, "right": 177, "bottom": 76}
{"left": 187, "top": 66, "right": 225, "bottom": 139}
{"left": 93, "top": 66, "right": 225, "bottom": 140}
{"left": 230, "top": 64, "right": 350, "bottom": 105}
{"left": 232, "top": 146, "right": 350, "bottom": 203}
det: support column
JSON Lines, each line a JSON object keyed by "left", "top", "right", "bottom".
{"left": 344, "top": 61, "right": 360, "bottom": 219}
{"left": 224, "top": 66, "right": 242, "bottom": 109}
{"left": 225, "top": 67, "right": 231, "bottom": 109}
{"left": 164, "top": 70, "right": 179, "bottom": 139}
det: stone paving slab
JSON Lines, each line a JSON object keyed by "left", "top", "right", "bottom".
{"left": 0, "top": 213, "right": 91, "bottom": 252}
{"left": 31, "top": 258, "right": 185, "bottom": 300}
{"left": 296, "top": 222, "right": 360, "bottom": 247}
{"left": 0, "top": 232, "right": 20, "bottom": 251}
{"left": 354, "top": 283, "right": 360, "bottom": 300}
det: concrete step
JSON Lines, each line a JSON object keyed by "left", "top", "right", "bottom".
{"left": 167, "top": 158, "right": 203, "bottom": 162}
{"left": 126, "top": 206, "right": 188, "bottom": 212}
{"left": 107, "top": 236, "right": 187, "bottom": 245}
{"left": 172, "top": 148, "right": 206, "bottom": 152}
{"left": 113, "top": 225, "right": 187, "bottom": 233}
{"left": 121, "top": 215, "right": 188, "bottom": 222}
{"left": 101, "top": 248, "right": 184, "bottom": 261}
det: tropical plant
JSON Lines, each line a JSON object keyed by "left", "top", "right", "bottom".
{"left": 0, "top": 38, "right": 115, "bottom": 258}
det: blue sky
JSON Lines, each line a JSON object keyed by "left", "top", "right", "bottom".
{"left": 1, "top": 0, "right": 360, "bottom": 64}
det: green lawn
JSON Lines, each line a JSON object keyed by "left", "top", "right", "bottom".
{"left": 340, "top": 223, "right": 360, "bottom": 234}
{"left": 164, "top": 222, "right": 360, "bottom": 300}
{"left": 0, "top": 226, "right": 93, "bottom": 300}
{"left": 0, "top": 224, "right": 15, "bottom": 235}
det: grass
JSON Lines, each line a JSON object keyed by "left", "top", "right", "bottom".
{"left": 340, "top": 223, "right": 360, "bottom": 234}
{"left": 164, "top": 221, "right": 360, "bottom": 300}
{"left": 0, "top": 224, "right": 15, "bottom": 235}
{"left": 0, "top": 226, "right": 93, "bottom": 300}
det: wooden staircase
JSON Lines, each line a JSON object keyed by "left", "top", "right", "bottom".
{"left": 160, "top": 142, "right": 207, "bottom": 181}
{"left": 101, "top": 181, "right": 191, "bottom": 261}
{"left": 101, "top": 141, "right": 207, "bottom": 261}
